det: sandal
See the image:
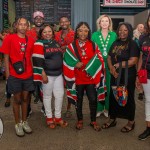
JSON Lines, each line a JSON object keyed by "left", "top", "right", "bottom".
{"left": 121, "top": 122, "right": 135, "bottom": 133}
{"left": 46, "top": 118, "right": 56, "bottom": 129}
{"left": 4, "top": 100, "right": 10, "bottom": 107}
{"left": 90, "top": 122, "right": 101, "bottom": 132}
{"left": 76, "top": 120, "right": 83, "bottom": 130}
{"left": 54, "top": 118, "right": 68, "bottom": 127}
{"left": 102, "top": 119, "right": 117, "bottom": 129}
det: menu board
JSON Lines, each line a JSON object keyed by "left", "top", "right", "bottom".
{"left": 15, "top": 0, "right": 71, "bottom": 23}
{"left": 15, "top": 0, "right": 31, "bottom": 21}
{"left": 3, "top": 0, "right": 9, "bottom": 29}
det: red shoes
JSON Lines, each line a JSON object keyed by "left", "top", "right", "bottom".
{"left": 76, "top": 120, "right": 83, "bottom": 130}
{"left": 54, "top": 118, "right": 68, "bottom": 127}
{"left": 46, "top": 118, "right": 56, "bottom": 129}
{"left": 90, "top": 122, "right": 101, "bottom": 132}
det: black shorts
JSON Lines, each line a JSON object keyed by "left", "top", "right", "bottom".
{"left": 7, "top": 76, "right": 35, "bottom": 94}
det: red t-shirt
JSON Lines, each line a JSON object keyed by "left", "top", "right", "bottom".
{"left": 74, "top": 40, "right": 95, "bottom": 85}
{"left": 26, "top": 27, "right": 37, "bottom": 42}
{"left": 55, "top": 29, "right": 74, "bottom": 47}
{"left": 1, "top": 34, "right": 34, "bottom": 79}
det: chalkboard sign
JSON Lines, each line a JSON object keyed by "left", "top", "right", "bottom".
{"left": 15, "top": 0, "right": 71, "bottom": 24}
{"left": 15, "top": 0, "right": 31, "bottom": 21}
{"left": 3, "top": 0, "right": 9, "bottom": 29}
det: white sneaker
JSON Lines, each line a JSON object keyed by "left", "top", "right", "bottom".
{"left": 15, "top": 123, "right": 24, "bottom": 137}
{"left": 22, "top": 121, "right": 32, "bottom": 134}
{"left": 96, "top": 111, "right": 103, "bottom": 118}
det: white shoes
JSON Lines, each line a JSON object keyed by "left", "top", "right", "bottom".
{"left": 96, "top": 111, "right": 103, "bottom": 117}
{"left": 22, "top": 121, "right": 32, "bottom": 134}
{"left": 15, "top": 123, "right": 24, "bottom": 137}
{"left": 15, "top": 121, "right": 32, "bottom": 137}
{"left": 96, "top": 110, "right": 108, "bottom": 118}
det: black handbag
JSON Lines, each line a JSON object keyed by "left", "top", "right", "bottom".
{"left": 13, "top": 61, "right": 25, "bottom": 74}
{"left": 10, "top": 36, "right": 28, "bottom": 74}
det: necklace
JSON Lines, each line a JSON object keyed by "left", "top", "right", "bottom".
{"left": 99, "top": 34, "right": 110, "bottom": 57}
{"left": 78, "top": 41, "right": 87, "bottom": 59}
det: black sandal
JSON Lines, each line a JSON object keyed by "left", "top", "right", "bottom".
{"left": 4, "top": 101, "right": 10, "bottom": 107}
{"left": 90, "top": 122, "right": 101, "bottom": 132}
{"left": 102, "top": 119, "right": 117, "bottom": 129}
{"left": 121, "top": 122, "right": 135, "bottom": 133}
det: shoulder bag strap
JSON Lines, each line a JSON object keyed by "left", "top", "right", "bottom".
{"left": 23, "top": 36, "right": 28, "bottom": 71}
{"left": 144, "top": 50, "right": 150, "bottom": 69}
{"left": 124, "top": 61, "right": 128, "bottom": 87}
{"left": 117, "top": 61, "right": 128, "bottom": 87}
{"left": 116, "top": 62, "right": 122, "bottom": 87}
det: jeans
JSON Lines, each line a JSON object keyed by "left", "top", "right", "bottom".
{"left": 43, "top": 75, "right": 64, "bottom": 118}
{"left": 142, "top": 79, "right": 150, "bottom": 121}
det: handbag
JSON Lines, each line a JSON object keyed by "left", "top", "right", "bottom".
{"left": 13, "top": 61, "right": 25, "bottom": 75}
{"left": 10, "top": 36, "right": 28, "bottom": 75}
{"left": 138, "top": 51, "right": 150, "bottom": 84}
{"left": 112, "top": 61, "right": 128, "bottom": 107}
{"left": 138, "top": 69, "right": 147, "bottom": 84}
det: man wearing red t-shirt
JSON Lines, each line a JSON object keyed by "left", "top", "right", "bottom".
{"left": 55, "top": 16, "right": 74, "bottom": 52}
{"left": 55, "top": 16, "right": 75, "bottom": 118}
{"left": 26, "top": 11, "right": 45, "bottom": 42}
{"left": 2, "top": 17, "right": 34, "bottom": 137}
{"left": 26, "top": 11, "right": 45, "bottom": 118}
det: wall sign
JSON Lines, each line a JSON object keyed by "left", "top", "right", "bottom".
{"left": 103, "top": 0, "right": 146, "bottom": 7}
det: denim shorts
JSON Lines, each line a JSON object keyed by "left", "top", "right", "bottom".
{"left": 7, "top": 76, "right": 35, "bottom": 94}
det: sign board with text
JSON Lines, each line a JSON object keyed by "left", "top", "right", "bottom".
{"left": 103, "top": 0, "right": 146, "bottom": 7}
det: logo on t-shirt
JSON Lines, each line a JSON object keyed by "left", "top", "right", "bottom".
{"left": 19, "top": 42, "right": 27, "bottom": 52}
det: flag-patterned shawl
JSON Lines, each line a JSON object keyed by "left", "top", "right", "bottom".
{"left": 63, "top": 42, "right": 106, "bottom": 106}
{"left": 32, "top": 40, "right": 45, "bottom": 84}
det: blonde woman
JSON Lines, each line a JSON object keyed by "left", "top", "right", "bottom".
{"left": 92, "top": 15, "right": 117, "bottom": 117}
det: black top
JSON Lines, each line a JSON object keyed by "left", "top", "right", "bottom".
{"left": 43, "top": 40, "right": 63, "bottom": 76}
{"left": 109, "top": 39, "right": 140, "bottom": 74}
{"left": 139, "top": 34, "right": 150, "bottom": 79}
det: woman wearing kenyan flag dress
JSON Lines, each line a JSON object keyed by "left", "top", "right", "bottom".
{"left": 63, "top": 22, "right": 106, "bottom": 131}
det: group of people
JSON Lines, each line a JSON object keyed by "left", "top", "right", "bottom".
{"left": 0, "top": 10, "right": 150, "bottom": 141}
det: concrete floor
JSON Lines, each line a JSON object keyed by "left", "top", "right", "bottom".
{"left": 0, "top": 79, "right": 150, "bottom": 150}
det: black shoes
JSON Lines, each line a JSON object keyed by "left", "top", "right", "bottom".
{"left": 138, "top": 127, "right": 150, "bottom": 140}
{"left": 4, "top": 99, "right": 10, "bottom": 107}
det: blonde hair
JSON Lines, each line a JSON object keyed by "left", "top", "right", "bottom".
{"left": 96, "top": 14, "right": 113, "bottom": 31}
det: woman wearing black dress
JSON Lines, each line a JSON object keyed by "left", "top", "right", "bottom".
{"left": 102, "top": 22, "right": 140, "bottom": 132}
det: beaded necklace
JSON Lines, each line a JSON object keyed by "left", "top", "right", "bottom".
{"left": 78, "top": 40, "right": 88, "bottom": 59}
{"left": 99, "top": 33, "right": 110, "bottom": 57}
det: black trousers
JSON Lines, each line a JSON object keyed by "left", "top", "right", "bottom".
{"left": 76, "top": 84, "right": 97, "bottom": 122}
